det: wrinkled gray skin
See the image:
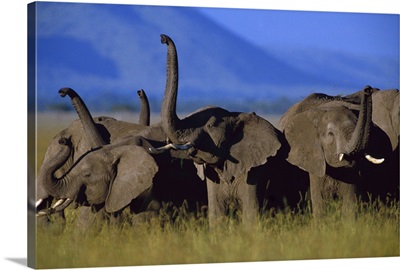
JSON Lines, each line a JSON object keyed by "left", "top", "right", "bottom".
{"left": 38, "top": 88, "right": 207, "bottom": 229}
{"left": 279, "top": 86, "right": 384, "bottom": 218}
{"left": 152, "top": 34, "right": 284, "bottom": 228}
{"left": 36, "top": 88, "right": 152, "bottom": 227}
{"left": 40, "top": 135, "right": 159, "bottom": 218}
{"left": 137, "top": 89, "right": 150, "bottom": 126}
{"left": 345, "top": 89, "right": 399, "bottom": 201}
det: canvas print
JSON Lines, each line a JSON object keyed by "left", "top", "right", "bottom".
{"left": 27, "top": 1, "right": 399, "bottom": 269}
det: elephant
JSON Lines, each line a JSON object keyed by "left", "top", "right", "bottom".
{"left": 36, "top": 88, "right": 151, "bottom": 226}
{"left": 35, "top": 88, "right": 159, "bottom": 226}
{"left": 366, "top": 89, "right": 399, "bottom": 201}
{"left": 344, "top": 89, "right": 399, "bottom": 201}
{"left": 150, "top": 34, "right": 285, "bottom": 228}
{"left": 39, "top": 135, "right": 159, "bottom": 220}
{"left": 37, "top": 87, "right": 207, "bottom": 228}
{"left": 278, "top": 86, "right": 387, "bottom": 218}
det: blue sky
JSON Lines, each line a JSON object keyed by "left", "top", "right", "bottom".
{"left": 33, "top": 2, "right": 399, "bottom": 111}
{"left": 197, "top": 7, "right": 399, "bottom": 95}
{"left": 198, "top": 7, "right": 398, "bottom": 57}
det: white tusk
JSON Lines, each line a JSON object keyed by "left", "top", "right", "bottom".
{"left": 53, "top": 198, "right": 72, "bottom": 210}
{"left": 36, "top": 211, "right": 47, "bottom": 217}
{"left": 171, "top": 142, "right": 193, "bottom": 150}
{"left": 52, "top": 198, "right": 66, "bottom": 209}
{"left": 339, "top": 153, "right": 344, "bottom": 161}
{"left": 149, "top": 144, "right": 172, "bottom": 154}
{"left": 149, "top": 142, "right": 193, "bottom": 154}
{"left": 365, "top": 154, "right": 385, "bottom": 164}
{"left": 36, "top": 198, "right": 73, "bottom": 217}
{"left": 35, "top": 199, "right": 44, "bottom": 208}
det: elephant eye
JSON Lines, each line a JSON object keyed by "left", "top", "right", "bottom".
{"left": 58, "top": 137, "right": 70, "bottom": 145}
{"left": 206, "top": 116, "right": 217, "bottom": 128}
{"left": 327, "top": 131, "right": 334, "bottom": 138}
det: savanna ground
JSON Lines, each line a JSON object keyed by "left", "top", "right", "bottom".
{"left": 34, "top": 112, "right": 400, "bottom": 269}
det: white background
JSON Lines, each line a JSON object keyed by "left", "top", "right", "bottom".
{"left": 0, "top": 1, "right": 398, "bottom": 269}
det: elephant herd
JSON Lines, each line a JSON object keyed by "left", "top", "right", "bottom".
{"left": 35, "top": 34, "right": 399, "bottom": 231}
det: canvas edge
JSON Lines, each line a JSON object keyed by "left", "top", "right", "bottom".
{"left": 27, "top": 2, "right": 37, "bottom": 269}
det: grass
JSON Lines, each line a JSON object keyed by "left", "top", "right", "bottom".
{"left": 35, "top": 199, "right": 399, "bottom": 269}
{"left": 33, "top": 113, "right": 400, "bottom": 268}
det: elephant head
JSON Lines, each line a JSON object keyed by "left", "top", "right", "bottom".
{"left": 39, "top": 136, "right": 158, "bottom": 215}
{"left": 148, "top": 34, "right": 284, "bottom": 227}
{"left": 281, "top": 86, "right": 383, "bottom": 178}
{"left": 36, "top": 88, "right": 107, "bottom": 210}
{"left": 39, "top": 88, "right": 157, "bottom": 214}
{"left": 151, "top": 34, "right": 282, "bottom": 182}
{"left": 36, "top": 88, "right": 148, "bottom": 210}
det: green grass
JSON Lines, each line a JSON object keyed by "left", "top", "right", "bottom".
{"left": 35, "top": 199, "right": 399, "bottom": 269}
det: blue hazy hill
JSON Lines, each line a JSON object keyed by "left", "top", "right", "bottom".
{"left": 34, "top": 3, "right": 398, "bottom": 113}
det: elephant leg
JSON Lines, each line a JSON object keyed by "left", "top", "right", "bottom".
{"left": 131, "top": 211, "right": 158, "bottom": 227}
{"left": 36, "top": 197, "right": 66, "bottom": 232}
{"left": 37, "top": 210, "right": 66, "bottom": 235}
{"left": 309, "top": 174, "right": 325, "bottom": 218}
{"left": 73, "top": 206, "right": 106, "bottom": 236}
{"left": 36, "top": 215, "right": 51, "bottom": 228}
{"left": 339, "top": 182, "right": 357, "bottom": 220}
{"left": 49, "top": 210, "right": 66, "bottom": 233}
{"left": 206, "top": 177, "right": 225, "bottom": 228}
{"left": 238, "top": 181, "right": 258, "bottom": 230}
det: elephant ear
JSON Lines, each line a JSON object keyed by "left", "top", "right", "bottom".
{"left": 283, "top": 110, "right": 326, "bottom": 177}
{"left": 105, "top": 145, "right": 158, "bottom": 213}
{"left": 222, "top": 113, "right": 282, "bottom": 181}
{"left": 372, "top": 90, "right": 399, "bottom": 150}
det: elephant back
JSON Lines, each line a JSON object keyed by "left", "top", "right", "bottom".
{"left": 279, "top": 93, "right": 355, "bottom": 131}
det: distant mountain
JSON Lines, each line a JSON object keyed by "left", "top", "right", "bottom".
{"left": 265, "top": 46, "right": 399, "bottom": 94}
{"left": 34, "top": 3, "right": 398, "bottom": 114}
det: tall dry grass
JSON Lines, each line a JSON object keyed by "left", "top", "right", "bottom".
{"left": 35, "top": 199, "right": 399, "bottom": 269}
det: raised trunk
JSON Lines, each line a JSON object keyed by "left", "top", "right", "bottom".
{"left": 137, "top": 89, "right": 150, "bottom": 126}
{"left": 58, "top": 87, "right": 105, "bottom": 148}
{"left": 346, "top": 86, "right": 373, "bottom": 156}
{"left": 160, "top": 34, "right": 182, "bottom": 143}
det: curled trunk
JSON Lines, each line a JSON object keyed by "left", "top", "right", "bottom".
{"left": 38, "top": 88, "right": 104, "bottom": 203}
{"left": 58, "top": 87, "right": 105, "bottom": 148}
{"left": 137, "top": 89, "right": 150, "bottom": 126}
{"left": 41, "top": 137, "right": 79, "bottom": 198}
{"left": 345, "top": 85, "right": 373, "bottom": 156}
{"left": 338, "top": 86, "right": 384, "bottom": 164}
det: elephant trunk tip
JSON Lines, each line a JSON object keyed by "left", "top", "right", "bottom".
{"left": 363, "top": 85, "right": 374, "bottom": 96}
{"left": 58, "top": 87, "right": 76, "bottom": 98}
{"left": 160, "top": 34, "right": 170, "bottom": 45}
{"left": 137, "top": 89, "right": 148, "bottom": 101}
